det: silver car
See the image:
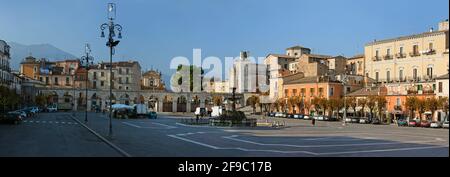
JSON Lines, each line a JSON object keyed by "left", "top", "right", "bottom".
{"left": 443, "top": 120, "right": 449, "bottom": 129}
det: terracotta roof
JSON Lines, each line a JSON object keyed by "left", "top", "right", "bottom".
{"left": 305, "top": 54, "right": 332, "bottom": 59}
{"left": 284, "top": 76, "right": 338, "bottom": 85}
{"left": 346, "top": 87, "right": 382, "bottom": 97}
{"left": 266, "top": 54, "right": 298, "bottom": 58}
{"left": 286, "top": 45, "right": 310, "bottom": 50}
{"left": 348, "top": 54, "right": 364, "bottom": 60}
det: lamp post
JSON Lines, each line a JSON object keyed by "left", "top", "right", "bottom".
{"left": 100, "top": 3, "right": 123, "bottom": 137}
{"left": 81, "top": 44, "right": 93, "bottom": 123}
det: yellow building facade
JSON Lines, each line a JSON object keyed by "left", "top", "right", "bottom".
{"left": 364, "top": 20, "right": 449, "bottom": 84}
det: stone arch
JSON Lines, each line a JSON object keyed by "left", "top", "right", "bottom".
{"left": 63, "top": 91, "right": 73, "bottom": 104}
{"left": 177, "top": 95, "right": 187, "bottom": 112}
{"left": 162, "top": 95, "right": 173, "bottom": 112}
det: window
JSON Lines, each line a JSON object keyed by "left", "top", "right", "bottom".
{"left": 429, "top": 43, "right": 433, "bottom": 50}
{"left": 93, "top": 72, "right": 97, "bottom": 79}
{"left": 101, "top": 81, "right": 104, "bottom": 87}
{"left": 386, "top": 71, "right": 390, "bottom": 82}
{"left": 318, "top": 88, "right": 324, "bottom": 96}
{"left": 101, "top": 72, "right": 104, "bottom": 77}
{"left": 285, "top": 89, "right": 289, "bottom": 96}
{"left": 66, "top": 77, "right": 70, "bottom": 85}
{"left": 439, "top": 82, "right": 443, "bottom": 93}
{"left": 375, "top": 72, "right": 379, "bottom": 82}
{"left": 118, "top": 77, "right": 122, "bottom": 84}
{"left": 413, "top": 68, "right": 418, "bottom": 80}
{"left": 387, "top": 49, "right": 391, "bottom": 56}
{"left": 330, "top": 87, "right": 334, "bottom": 96}
{"left": 293, "top": 89, "right": 297, "bottom": 96}
{"left": 396, "top": 98, "right": 401, "bottom": 106}
{"left": 126, "top": 87, "right": 129, "bottom": 90}
{"left": 119, "top": 68, "right": 122, "bottom": 74}
{"left": 126, "top": 77, "right": 129, "bottom": 84}
{"left": 126, "top": 68, "right": 129, "bottom": 74}
{"left": 427, "top": 67, "right": 433, "bottom": 78}
{"left": 310, "top": 88, "right": 315, "bottom": 96}
{"left": 284, "top": 64, "right": 288, "bottom": 69}
{"left": 399, "top": 47, "right": 404, "bottom": 54}
{"left": 375, "top": 50, "right": 379, "bottom": 57}
{"left": 45, "top": 77, "right": 49, "bottom": 84}
{"left": 54, "top": 77, "right": 59, "bottom": 85}
{"left": 93, "top": 81, "right": 96, "bottom": 89}
{"left": 40, "top": 77, "right": 43, "bottom": 82}
{"left": 413, "top": 45, "right": 419, "bottom": 55}
{"left": 399, "top": 70, "right": 403, "bottom": 81}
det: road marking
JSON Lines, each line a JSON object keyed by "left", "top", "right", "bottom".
{"left": 67, "top": 122, "right": 72, "bottom": 124}
{"left": 42, "top": 121, "right": 46, "bottom": 123}
{"left": 35, "top": 121, "right": 40, "bottom": 123}
{"left": 222, "top": 135, "right": 444, "bottom": 148}
{"left": 151, "top": 122, "right": 177, "bottom": 129}
{"left": 61, "top": 122, "right": 65, "bottom": 124}
{"left": 23, "top": 120, "right": 28, "bottom": 123}
{"left": 69, "top": 114, "right": 131, "bottom": 157}
{"left": 54, "top": 122, "right": 59, "bottom": 124}
{"left": 48, "top": 121, "right": 53, "bottom": 123}
{"left": 122, "top": 122, "right": 141, "bottom": 128}
{"left": 167, "top": 134, "right": 318, "bottom": 155}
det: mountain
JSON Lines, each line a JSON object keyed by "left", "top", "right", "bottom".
{"left": 8, "top": 42, "right": 77, "bottom": 70}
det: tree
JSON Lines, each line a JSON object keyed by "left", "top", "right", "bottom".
{"left": 376, "top": 96, "right": 387, "bottom": 122}
{"left": 348, "top": 97, "right": 357, "bottom": 117}
{"left": 358, "top": 98, "right": 367, "bottom": 117}
{"left": 416, "top": 99, "right": 426, "bottom": 121}
{"left": 212, "top": 96, "right": 223, "bottom": 106}
{"left": 405, "top": 96, "right": 418, "bottom": 120}
{"left": 278, "top": 98, "right": 286, "bottom": 113}
{"left": 303, "top": 101, "right": 311, "bottom": 115}
{"left": 289, "top": 96, "right": 300, "bottom": 114}
{"left": 318, "top": 98, "right": 328, "bottom": 116}
{"left": 425, "top": 97, "right": 440, "bottom": 121}
{"left": 247, "top": 95, "right": 260, "bottom": 114}
{"left": 367, "top": 96, "right": 377, "bottom": 119}
{"left": 311, "top": 97, "right": 321, "bottom": 116}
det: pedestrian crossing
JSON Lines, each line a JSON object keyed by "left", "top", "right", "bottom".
{"left": 22, "top": 120, "right": 78, "bottom": 125}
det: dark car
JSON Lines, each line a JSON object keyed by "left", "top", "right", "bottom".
{"left": 287, "top": 114, "right": 294, "bottom": 118}
{"left": 419, "top": 121, "right": 431, "bottom": 128}
{"left": 0, "top": 114, "right": 23, "bottom": 125}
{"left": 148, "top": 111, "right": 157, "bottom": 119}
{"left": 325, "top": 116, "right": 339, "bottom": 121}
{"left": 397, "top": 119, "right": 408, "bottom": 126}
{"left": 372, "top": 118, "right": 381, "bottom": 125}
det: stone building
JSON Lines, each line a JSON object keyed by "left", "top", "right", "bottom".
{"left": 364, "top": 20, "right": 449, "bottom": 84}
{"left": 0, "top": 40, "right": 12, "bottom": 88}
{"left": 141, "top": 69, "right": 165, "bottom": 90}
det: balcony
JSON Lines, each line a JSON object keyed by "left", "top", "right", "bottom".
{"left": 395, "top": 53, "right": 406, "bottom": 59}
{"left": 372, "top": 56, "right": 381, "bottom": 61}
{"left": 383, "top": 55, "right": 393, "bottom": 60}
{"left": 409, "top": 52, "right": 420, "bottom": 57}
{"left": 423, "top": 49, "right": 436, "bottom": 55}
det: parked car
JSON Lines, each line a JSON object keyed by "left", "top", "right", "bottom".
{"left": 47, "top": 104, "right": 58, "bottom": 112}
{"left": 443, "top": 120, "right": 449, "bottom": 129}
{"left": 0, "top": 113, "right": 23, "bottom": 125}
{"left": 9, "top": 111, "right": 27, "bottom": 118}
{"left": 148, "top": 111, "right": 157, "bottom": 119}
{"left": 293, "top": 114, "right": 304, "bottom": 119}
{"left": 372, "top": 118, "right": 381, "bottom": 125}
{"left": 303, "top": 115, "right": 311, "bottom": 120}
{"left": 419, "top": 121, "right": 431, "bottom": 128}
{"left": 344, "top": 118, "right": 352, "bottom": 123}
{"left": 287, "top": 114, "right": 294, "bottom": 118}
{"left": 268, "top": 112, "right": 275, "bottom": 117}
{"left": 274, "top": 112, "right": 283, "bottom": 117}
{"left": 359, "top": 118, "right": 370, "bottom": 124}
{"left": 430, "top": 121, "right": 442, "bottom": 128}
{"left": 314, "top": 115, "right": 324, "bottom": 121}
{"left": 351, "top": 117, "right": 360, "bottom": 123}
{"left": 408, "top": 120, "right": 418, "bottom": 127}
{"left": 194, "top": 107, "right": 207, "bottom": 117}
{"left": 397, "top": 119, "right": 408, "bottom": 126}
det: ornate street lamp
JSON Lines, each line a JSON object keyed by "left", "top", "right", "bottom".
{"left": 100, "top": 3, "right": 123, "bottom": 136}
{"left": 81, "top": 44, "right": 94, "bottom": 123}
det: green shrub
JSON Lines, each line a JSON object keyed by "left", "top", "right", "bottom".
{"left": 219, "top": 110, "right": 246, "bottom": 123}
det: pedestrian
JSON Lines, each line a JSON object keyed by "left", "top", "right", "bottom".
{"left": 312, "top": 118, "right": 316, "bottom": 126}
{"left": 196, "top": 114, "right": 199, "bottom": 124}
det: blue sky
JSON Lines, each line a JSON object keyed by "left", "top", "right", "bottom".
{"left": 0, "top": 0, "right": 448, "bottom": 81}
